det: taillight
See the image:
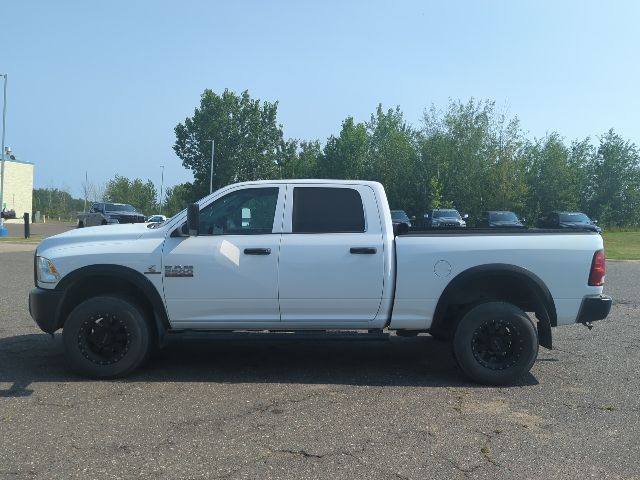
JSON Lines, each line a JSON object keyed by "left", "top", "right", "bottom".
{"left": 588, "top": 249, "right": 606, "bottom": 286}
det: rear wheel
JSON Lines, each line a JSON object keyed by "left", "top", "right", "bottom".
{"left": 62, "top": 295, "right": 151, "bottom": 378}
{"left": 77, "top": 220, "right": 84, "bottom": 228}
{"left": 453, "top": 302, "right": 538, "bottom": 385}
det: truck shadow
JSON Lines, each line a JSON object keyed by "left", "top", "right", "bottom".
{"left": 0, "top": 332, "right": 539, "bottom": 397}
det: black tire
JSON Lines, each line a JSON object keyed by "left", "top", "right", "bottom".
{"left": 101, "top": 220, "right": 108, "bottom": 225}
{"left": 62, "top": 295, "right": 151, "bottom": 378}
{"left": 453, "top": 302, "right": 538, "bottom": 385}
{"left": 78, "top": 220, "right": 84, "bottom": 228}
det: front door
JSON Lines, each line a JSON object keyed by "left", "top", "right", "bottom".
{"left": 162, "top": 186, "right": 284, "bottom": 327}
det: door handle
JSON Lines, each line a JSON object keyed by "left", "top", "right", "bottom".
{"left": 244, "top": 248, "right": 271, "bottom": 255}
{"left": 350, "top": 247, "right": 377, "bottom": 254}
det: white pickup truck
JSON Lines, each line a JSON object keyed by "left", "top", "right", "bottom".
{"left": 29, "top": 180, "right": 611, "bottom": 384}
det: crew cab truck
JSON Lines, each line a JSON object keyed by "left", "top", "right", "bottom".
{"left": 29, "top": 180, "right": 612, "bottom": 385}
{"left": 77, "top": 202, "right": 146, "bottom": 227}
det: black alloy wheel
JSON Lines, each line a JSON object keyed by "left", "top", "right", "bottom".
{"left": 453, "top": 302, "right": 538, "bottom": 385}
{"left": 63, "top": 295, "right": 151, "bottom": 378}
{"left": 470, "top": 319, "right": 523, "bottom": 371}
{"left": 77, "top": 313, "right": 131, "bottom": 365}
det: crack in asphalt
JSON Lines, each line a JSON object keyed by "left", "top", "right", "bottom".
{"left": 33, "top": 395, "right": 74, "bottom": 409}
{"left": 552, "top": 347, "right": 591, "bottom": 359}
{"left": 272, "top": 446, "right": 415, "bottom": 480}
{"left": 163, "top": 387, "right": 345, "bottom": 439}
{"left": 446, "top": 458, "right": 483, "bottom": 477}
{"left": 475, "top": 429, "right": 508, "bottom": 470}
{"left": 273, "top": 448, "right": 327, "bottom": 459}
{"left": 560, "top": 402, "right": 640, "bottom": 413}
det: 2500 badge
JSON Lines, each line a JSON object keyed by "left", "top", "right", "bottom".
{"left": 165, "top": 265, "right": 194, "bottom": 277}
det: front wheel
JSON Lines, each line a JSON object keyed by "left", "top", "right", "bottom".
{"left": 453, "top": 302, "right": 538, "bottom": 385}
{"left": 62, "top": 295, "right": 151, "bottom": 378}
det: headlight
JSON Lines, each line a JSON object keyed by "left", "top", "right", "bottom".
{"left": 36, "top": 256, "right": 61, "bottom": 284}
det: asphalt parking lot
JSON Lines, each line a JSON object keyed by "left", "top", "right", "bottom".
{"left": 0, "top": 241, "right": 638, "bottom": 479}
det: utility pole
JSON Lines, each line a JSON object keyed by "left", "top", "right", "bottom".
{"left": 84, "top": 170, "right": 88, "bottom": 212}
{"left": 209, "top": 139, "right": 215, "bottom": 194}
{"left": 159, "top": 165, "right": 165, "bottom": 215}
{"left": 0, "top": 73, "right": 8, "bottom": 236}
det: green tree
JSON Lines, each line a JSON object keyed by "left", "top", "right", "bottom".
{"left": 585, "top": 130, "right": 640, "bottom": 227}
{"left": 32, "top": 187, "right": 84, "bottom": 219}
{"left": 276, "top": 140, "right": 322, "bottom": 179}
{"left": 420, "top": 99, "right": 526, "bottom": 220}
{"left": 104, "top": 175, "right": 157, "bottom": 215}
{"left": 523, "top": 133, "right": 587, "bottom": 222}
{"left": 366, "top": 105, "right": 420, "bottom": 213}
{"left": 174, "top": 89, "right": 285, "bottom": 199}
{"left": 162, "top": 182, "right": 194, "bottom": 217}
{"left": 320, "top": 117, "right": 369, "bottom": 179}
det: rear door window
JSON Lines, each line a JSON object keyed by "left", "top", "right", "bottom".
{"left": 292, "top": 187, "right": 365, "bottom": 233}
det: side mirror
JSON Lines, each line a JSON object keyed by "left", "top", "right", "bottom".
{"left": 463, "top": 214, "right": 469, "bottom": 219}
{"left": 410, "top": 215, "right": 416, "bottom": 221}
{"left": 424, "top": 214, "right": 430, "bottom": 219}
{"left": 393, "top": 222, "right": 410, "bottom": 236}
{"left": 593, "top": 219, "right": 598, "bottom": 224}
{"left": 187, "top": 203, "right": 200, "bottom": 236}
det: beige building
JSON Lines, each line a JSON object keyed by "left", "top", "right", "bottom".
{"left": 1, "top": 157, "right": 34, "bottom": 223}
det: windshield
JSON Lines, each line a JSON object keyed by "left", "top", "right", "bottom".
{"left": 391, "top": 210, "right": 410, "bottom": 222}
{"left": 559, "top": 213, "right": 591, "bottom": 223}
{"left": 490, "top": 212, "right": 519, "bottom": 222}
{"left": 105, "top": 203, "right": 137, "bottom": 213}
{"left": 433, "top": 209, "right": 461, "bottom": 219}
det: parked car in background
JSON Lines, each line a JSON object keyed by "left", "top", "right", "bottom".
{"left": 538, "top": 211, "right": 602, "bottom": 233}
{"left": 390, "top": 210, "right": 413, "bottom": 228}
{"left": 477, "top": 211, "right": 526, "bottom": 228}
{"left": 424, "top": 208, "right": 468, "bottom": 228}
{"left": 77, "top": 203, "right": 146, "bottom": 228}
{"left": 147, "top": 214, "right": 167, "bottom": 223}
{"left": 1, "top": 208, "right": 16, "bottom": 220}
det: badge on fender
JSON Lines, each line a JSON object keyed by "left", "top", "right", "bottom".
{"left": 165, "top": 265, "right": 194, "bottom": 277}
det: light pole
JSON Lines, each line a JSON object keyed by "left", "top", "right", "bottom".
{"left": 0, "top": 73, "right": 8, "bottom": 236}
{"left": 209, "top": 139, "right": 215, "bottom": 194}
{"left": 159, "top": 165, "right": 165, "bottom": 215}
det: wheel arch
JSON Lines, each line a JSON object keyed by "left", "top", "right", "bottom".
{"left": 431, "top": 263, "right": 556, "bottom": 348}
{"left": 53, "top": 264, "right": 170, "bottom": 341}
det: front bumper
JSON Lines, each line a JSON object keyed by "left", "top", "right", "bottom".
{"left": 29, "top": 287, "right": 64, "bottom": 333}
{"left": 576, "top": 295, "right": 612, "bottom": 324}
{"left": 112, "top": 215, "right": 146, "bottom": 224}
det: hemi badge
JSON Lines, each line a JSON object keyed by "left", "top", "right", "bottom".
{"left": 165, "top": 265, "right": 194, "bottom": 278}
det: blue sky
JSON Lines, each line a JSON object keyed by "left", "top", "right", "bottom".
{"left": 2, "top": 0, "right": 639, "bottom": 198}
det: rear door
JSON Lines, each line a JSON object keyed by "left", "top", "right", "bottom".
{"left": 278, "top": 184, "right": 385, "bottom": 324}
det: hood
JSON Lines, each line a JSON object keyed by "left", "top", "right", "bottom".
{"left": 434, "top": 217, "right": 462, "bottom": 222}
{"left": 37, "top": 223, "right": 151, "bottom": 252}
{"left": 490, "top": 220, "right": 524, "bottom": 227}
{"left": 560, "top": 222, "right": 598, "bottom": 231}
{"left": 107, "top": 209, "right": 144, "bottom": 216}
